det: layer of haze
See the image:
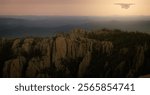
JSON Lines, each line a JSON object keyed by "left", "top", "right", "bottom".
{"left": 0, "top": 0, "right": 149, "bottom": 16}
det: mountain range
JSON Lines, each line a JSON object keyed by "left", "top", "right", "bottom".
{"left": 0, "top": 16, "right": 150, "bottom": 37}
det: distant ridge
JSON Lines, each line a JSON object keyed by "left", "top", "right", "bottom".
{"left": 0, "top": 16, "right": 150, "bottom": 37}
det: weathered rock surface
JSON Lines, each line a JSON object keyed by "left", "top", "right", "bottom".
{"left": 26, "top": 56, "right": 50, "bottom": 77}
{"left": 3, "top": 56, "right": 26, "bottom": 77}
{"left": 78, "top": 51, "right": 92, "bottom": 77}
{"left": 0, "top": 30, "right": 150, "bottom": 78}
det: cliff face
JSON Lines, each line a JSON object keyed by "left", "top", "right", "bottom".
{"left": 0, "top": 29, "right": 150, "bottom": 78}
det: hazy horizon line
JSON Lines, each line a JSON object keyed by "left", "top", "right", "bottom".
{"left": 0, "top": 15, "right": 150, "bottom": 17}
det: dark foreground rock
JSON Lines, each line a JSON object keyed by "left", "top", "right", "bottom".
{"left": 0, "top": 29, "right": 150, "bottom": 78}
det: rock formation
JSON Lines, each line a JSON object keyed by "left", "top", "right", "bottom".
{"left": 0, "top": 29, "right": 150, "bottom": 78}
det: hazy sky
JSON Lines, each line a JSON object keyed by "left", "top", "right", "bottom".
{"left": 0, "top": 0, "right": 149, "bottom": 16}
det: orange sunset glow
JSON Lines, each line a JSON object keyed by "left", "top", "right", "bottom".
{"left": 0, "top": 0, "right": 149, "bottom": 16}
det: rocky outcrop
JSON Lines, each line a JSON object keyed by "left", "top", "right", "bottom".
{"left": 68, "top": 29, "right": 87, "bottom": 40}
{"left": 26, "top": 56, "right": 50, "bottom": 77}
{"left": 78, "top": 52, "right": 92, "bottom": 77}
{"left": 3, "top": 56, "right": 26, "bottom": 77}
{"left": 93, "top": 41, "right": 113, "bottom": 55}
{"left": 0, "top": 30, "right": 150, "bottom": 78}
{"left": 11, "top": 39, "right": 23, "bottom": 57}
{"left": 127, "top": 46, "right": 145, "bottom": 77}
{"left": 21, "top": 38, "right": 34, "bottom": 54}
